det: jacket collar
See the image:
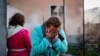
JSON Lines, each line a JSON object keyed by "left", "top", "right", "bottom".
{"left": 8, "top": 25, "right": 23, "bottom": 38}
{"left": 42, "top": 23, "right": 46, "bottom": 37}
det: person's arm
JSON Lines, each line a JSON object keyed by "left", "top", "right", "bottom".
{"left": 52, "top": 28, "right": 68, "bottom": 54}
{"left": 30, "top": 27, "right": 49, "bottom": 56}
{"left": 23, "top": 28, "right": 31, "bottom": 55}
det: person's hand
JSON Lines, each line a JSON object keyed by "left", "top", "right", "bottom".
{"left": 51, "top": 30, "right": 58, "bottom": 41}
{"left": 45, "top": 29, "right": 58, "bottom": 40}
{"left": 45, "top": 29, "right": 54, "bottom": 39}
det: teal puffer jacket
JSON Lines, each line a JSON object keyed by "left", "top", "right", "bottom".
{"left": 30, "top": 24, "right": 68, "bottom": 56}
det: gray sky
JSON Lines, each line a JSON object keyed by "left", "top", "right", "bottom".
{"left": 84, "top": 0, "right": 100, "bottom": 10}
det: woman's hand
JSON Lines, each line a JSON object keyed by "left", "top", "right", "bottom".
{"left": 45, "top": 29, "right": 58, "bottom": 40}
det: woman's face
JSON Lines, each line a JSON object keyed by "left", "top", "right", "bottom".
{"left": 45, "top": 25, "right": 59, "bottom": 33}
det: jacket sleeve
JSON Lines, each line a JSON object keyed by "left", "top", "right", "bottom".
{"left": 23, "top": 28, "right": 31, "bottom": 55}
{"left": 53, "top": 28, "right": 68, "bottom": 54}
{"left": 30, "top": 27, "right": 49, "bottom": 56}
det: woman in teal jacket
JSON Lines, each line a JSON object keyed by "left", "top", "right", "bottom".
{"left": 30, "top": 17, "right": 68, "bottom": 56}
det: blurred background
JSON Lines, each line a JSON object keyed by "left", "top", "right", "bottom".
{"left": 7, "top": 0, "right": 83, "bottom": 56}
{"left": 84, "top": 0, "right": 100, "bottom": 56}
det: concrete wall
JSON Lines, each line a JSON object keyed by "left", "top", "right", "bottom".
{"left": 0, "top": 0, "right": 7, "bottom": 56}
{"left": 7, "top": 0, "right": 83, "bottom": 36}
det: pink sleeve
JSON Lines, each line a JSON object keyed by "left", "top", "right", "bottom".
{"left": 23, "top": 28, "right": 31, "bottom": 55}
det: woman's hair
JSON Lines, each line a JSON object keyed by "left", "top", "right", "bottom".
{"left": 44, "top": 17, "right": 61, "bottom": 28}
{"left": 9, "top": 13, "right": 25, "bottom": 26}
